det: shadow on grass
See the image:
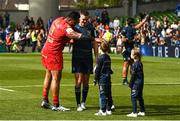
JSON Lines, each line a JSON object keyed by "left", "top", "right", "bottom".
{"left": 86, "top": 105, "right": 180, "bottom": 116}
{"left": 145, "top": 105, "right": 180, "bottom": 116}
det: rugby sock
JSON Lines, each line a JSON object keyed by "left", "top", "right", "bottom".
{"left": 53, "top": 96, "right": 59, "bottom": 107}
{"left": 122, "top": 77, "right": 128, "bottom": 82}
{"left": 82, "top": 85, "right": 89, "bottom": 103}
{"left": 43, "top": 88, "right": 49, "bottom": 102}
{"left": 75, "top": 86, "right": 81, "bottom": 105}
{"left": 122, "top": 77, "right": 127, "bottom": 80}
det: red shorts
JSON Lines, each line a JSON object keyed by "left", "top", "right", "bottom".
{"left": 41, "top": 50, "right": 63, "bottom": 70}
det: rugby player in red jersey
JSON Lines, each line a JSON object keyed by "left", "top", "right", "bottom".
{"left": 41, "top": 11, "right": 93, "bottom": 111}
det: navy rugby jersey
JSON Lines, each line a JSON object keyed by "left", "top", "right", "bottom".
{"left": 130, "top": 60, "right": 144, "bottom": 86}
{"left": 73, "top": 23, "right": 95, "bottom": 58}
{"left": 121, "top": 25, "right": 136, "bottom": 51}
{"left": 95, "top": 53, "right": 113, "bottom": 81}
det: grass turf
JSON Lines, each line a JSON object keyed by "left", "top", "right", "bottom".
{"left": 0, "top": 53, "right": 180, "bottom": 120}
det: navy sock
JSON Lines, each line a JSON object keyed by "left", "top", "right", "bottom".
{"left": 122, "top": 78, "right": 128, "bottom": 83}
{"left": 82, "top": 85, "right": 89, "bottom": 103}
{"left": 75, "top": 86, "right": 81, "bottom": 105}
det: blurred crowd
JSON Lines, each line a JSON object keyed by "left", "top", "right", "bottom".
{"left": 91, "top": 9, "right": 180, "bottom": 48}
{"left": 0, "top": 12, "right": 53, "bottom": 52}
{"left": 0, "top": 9, "right": 180, "bottom": 53}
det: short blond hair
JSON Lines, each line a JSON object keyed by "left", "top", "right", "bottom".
{"left": 132, "top": 47, "right": 142, "bottom": 60}
{"left": 100, "top": 41, "right": 110, "bottom": 53}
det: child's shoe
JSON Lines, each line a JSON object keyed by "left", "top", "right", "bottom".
{"left": 81, "top": 102, "right": 86, "bottom": 110}
{"left": 94, "top": 110, "right": 107, "bottom": 116}
{"left": 106, "top": 110, "right": 112, "bottom": 115}
{"left": 77, "top": 104, "right": 83, "bottom": 112}
{"left": 137, "top": 112, "right": 145, "bottom": 116}
{"left": 126, "top": 112, "right": 137, "bottom": 117}
{"left": 111, "top": 105, "right": 115, "bottom": 110}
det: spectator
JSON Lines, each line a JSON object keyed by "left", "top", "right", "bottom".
{"left": 47, "top": 17, "right": 53, "bottom": 33}
{"left": 94, "top": 9, "right": 101, "bottom": 18}
{"left": 172, "top": 29, "right": 180, "bottom": 46}
{"left": 5, "top": 32, "right": 13, "bottom": 52}
{"left": 37, "top": 28, "right": 45, "bottom": 52}
{"left": 112, "top": 26, "right": 120, "bottom": 47}
{"left": 13, "top": 27, "right": 22, "bottom": 52}
{"left": 29, "top": 17, "right": 35, "bottom": 28}
{"left": 24, "top": 16, "right": 30, "bottom": 26}
{"left": 163, "top": 16, "right": 170, "bottom": 31}
{"left": 26, "top": 28, "right": 33, "bottom": 47}
{"left": 4, "top": 11, "right": 10, "bottom": 27}
{"left": 0, "top": 27, "right": 5, "bottom": 42}
{"left": 102, "top": 25, "right": 113, "bottom": 44}
{"left": 149, "top": 30, "right": 159, "bottom": 45}
{"left": 113, "top": 16, "right": 120, "bottom": 30}
{"left": 36, "top": 16, "right": 44, "bottom": 29}
{"left": 154, "top": 20, "right": 162, "bottom": 36}
{"left": 170, "top": 21, "right": 178, "bottom": 30}
{"left": 149, "top": 17, "right": 155, "bottom": 31}
{"left": 19, "top": 27, "right": 27, "bottom": 52}
{"left": 31, "top": 28, "right": 37, "bottom": 52}
{"left": 101, "top": 8, "right": 110, "bottom": 25}
{"left": 0, "top": 14, "right": 3, "bottom": 27}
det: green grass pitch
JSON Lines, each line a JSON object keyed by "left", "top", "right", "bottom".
{"left": 0, "top": 53, "right": 180, "bottom": 120}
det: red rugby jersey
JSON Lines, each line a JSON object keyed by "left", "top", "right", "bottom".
{"left": 43, "top": 17, "right": 71, "bottom": 53}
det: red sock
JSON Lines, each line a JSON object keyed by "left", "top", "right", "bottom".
{"left": 53, "top": 96, "right": 59, "bottom": 107}
{"left": 43, "top": 88, "right": 49, "bottom": 102}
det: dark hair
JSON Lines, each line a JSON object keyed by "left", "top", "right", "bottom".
{"left": 80, "top": 10, "right": 89, "bottom": 16}
{"left": 127, "top": 17, "right": 134, "bottom": 25}
{"left": 67, "top": 11, "right": 80, "bottom": 21}
{"left": 100, "top": 41, "right": 110, "bottom": 53}
{"left": 139, "top": 13, "right": 146, "bottom": 20}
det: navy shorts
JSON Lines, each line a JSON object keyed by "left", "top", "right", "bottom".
{"left": 72, "top": 57, "right": 93, "bottom": 74}
{"left": 122, "top": 46, "right": 134, "bottom": 61}
{"left": 122, "top": 50, "right": 131, "bottom": 61}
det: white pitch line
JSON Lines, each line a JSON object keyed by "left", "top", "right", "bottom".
{"left": 0, "top": 87, "right": 15, "bottom": 92}
{"left": 0, "top": 85, "right": 43, "bottom": 88}
{"left": 0, "top": 83, "right": 180, "bottom": 88}
{"left": 144, "top": 83, "right": 180, "bottom": 85}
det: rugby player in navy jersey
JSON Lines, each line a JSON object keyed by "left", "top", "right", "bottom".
{"left": 120, "top": 15, "right": 149, "bottom": 85}
{"left": 72, "top": 10, "right": 98, "bottom": 111}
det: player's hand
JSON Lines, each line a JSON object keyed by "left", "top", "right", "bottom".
{"left": 142, "top": 14, "right": 149, "bottom": 23}
{"left": 95, "top": 38, "right": 104, "bottom": 43}
{"left": 145, "top": 14, "right": 150, "bottom": 19}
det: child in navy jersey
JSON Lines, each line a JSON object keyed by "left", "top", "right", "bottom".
{"left": 94, "top": 41, "right": 113, "bottom": 116}
{"left": 127, "top": 47, "right": 145, "bottom": 117}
